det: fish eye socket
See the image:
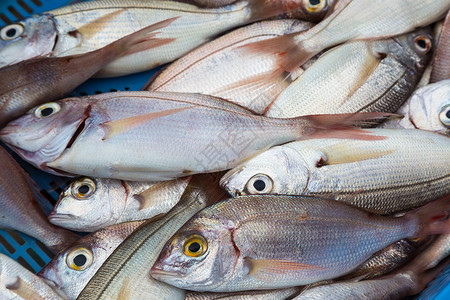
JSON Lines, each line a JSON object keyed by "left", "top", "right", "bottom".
{"left": 413, "top": 36, "right": 432, "bottom": 54}
{"left": 439, "top": 105, "right": 450, "bottom": 127}
{"left": 34, "top": 103, "right": 61, "bottom": 118}
{"left": 66, "top": 248, "right": 93, "bottom": 271}
{"left": 246, "top": 174, "right": 273, "bottom": 194}
{"left": 183, "top": 235, "right": 207, "bottom": 257}
{"left": 0, "top": 24, "right": 24, "bottom": 40}
{"left": 71, "top": 178, "right": 96, "bottom": 200}
{"left": 303, "top": 0, "right": 327, "bottom": 13}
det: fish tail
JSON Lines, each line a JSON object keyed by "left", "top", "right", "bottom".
{"left": 104, "top": 17, "right": 179, "bottom": 59}
{"left": 407, "top": 194, "right": 450, "bottom": 238}
{"left": 248, "top": 0, "right": 308, "bottom": 22}
{"left": 297, "top": 112, "right": 397, "bottom": 141}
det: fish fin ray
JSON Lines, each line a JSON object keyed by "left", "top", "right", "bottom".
{"left": 321, "top": 143, "right": 394, "bottom": 165}
{"left": 246, "top": 258, "right": 324, "bottom": 281}
{"left": 77, "top": 9, "right": 127, "bottom": 42}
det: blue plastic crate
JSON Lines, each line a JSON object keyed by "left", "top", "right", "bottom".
{"left": 0, "top": 0, "right": 448, "bottom": 299}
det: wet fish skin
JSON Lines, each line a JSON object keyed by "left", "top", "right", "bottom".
{"left": 221, "top": 129, "right": 450, "bottom": 214}
{"left": 0, "top": 91, "right": 384, "bottom": 181}
{"left": 147, "top": 19, "right": 313, "bottom": 114}
{"left": 38, "top": 221, "right": 144, "bottom": 299}
{"left": 48, "top": 177, "right": 190, "bottom": 232}
{"left": 185, "top": 287, "right": 302, "bottom": 299}
{"left": 265, "top": 28, "right": 432, "bottom": 118}
{"left": 0, "top": 146, "right": 79, "bottom": 254}
{"left": 77, "top": 173, "right": 227, "bottom": 300}
{"left": 0, "top": 253, "right": 65, "bottom": 300}
{"left": 431, "top": 10, "right": 450, "bottom": 83}
{"left": 150, "top": 194, "right": 450, "bottom": 292}
{"left": 380, "top": 80, "right": 450, "bottom": 136}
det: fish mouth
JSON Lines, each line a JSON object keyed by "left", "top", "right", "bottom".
{"left": 150, "top": 266, "right": 185, "bottom": 279}
{"left": 48, "top": 212, "right": 76, "bottom": 224}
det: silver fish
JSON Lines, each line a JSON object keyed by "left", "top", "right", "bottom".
{"left": 77, "top": 174, "right": 227, "bottom": 300}
{"left": 151, "top": 194, "right": 450, "bottom": 292}
{"left": 380, "top": 80, "right": 450, "bottom": 136}
{"left": 0, "top": 92, "right": 386, "bottom": 181}
{"left": 0, "top": 253, "right": 65, "bottom": 300}
{"left": 48, "top": 177, "right": 190, "bottom": 232}
{"left": 147, "top": 19, "right": 313, "bottom": 114}
{"left": 38, "top": 221, "right": 143, "bottom": 299}
{"left": 0, "top": 146, "right": 78, "bottom": 254}
{"left": 221, "top": 129, "right": 450, "bottom": 214}
{"left": 186, "top": 287, "right": 302, "bottom": 299}
{"left": 0, "top": 0, "right": 306, "bottom": 77}
{"left": 431, "top": 10, "right": 450, "bottom": 83}
{"left": 265, "top": 29, "right": 432, "bottom": 118}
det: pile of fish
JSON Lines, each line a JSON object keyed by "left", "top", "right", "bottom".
{"left": 0, "top": 0, "right": 449, "bottom": 299}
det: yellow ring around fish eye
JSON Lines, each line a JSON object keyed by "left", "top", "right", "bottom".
{"left": 34, "top": 103, "right": 61, "bottom": 118}
{"left": 246, "top": 174, "right": 273, "bottom": 194}
{"left": 66, "top": 247, "right": 93, "bottom": 271}
{"left": 413, "top": 36, "right": 432, "bottom": 54}
{"left": 0, "top": 23, "right": 24, "bottom": 40}
{"left": 303, "top": 0, "right": 327, "bottom": 13}
{"left": 71, "top": 178, "right": 96, "bottom": 200}
{"left": 439, "top": 105, "right": 450, "bottom": 127}
{"left": 183, "top": 235, "right": 208, "bottom": 257}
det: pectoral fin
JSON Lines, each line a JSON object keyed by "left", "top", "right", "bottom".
{"left": 246, "top": 258, "right": 323, "bottom": 281}
{"left": 77, "top": 9, "right": 126, "bottom": 42}
{"left": 6, "top": 277, "right": 45, "bottom": 300}
{"left": 321, "top": 143, "right": 394, "bottom": 165}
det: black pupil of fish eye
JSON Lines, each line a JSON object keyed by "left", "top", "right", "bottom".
{"left": 310, "top": 0, "right": 321, "bottom": 5}
{"left": 6, "top": 28, "right": 17, "bottom": 38}
{"left": 253, "top": 179, "right": 266, "bottom": 191}
{"left": 78, "top": 184, "right": 90, "bottom": 195}
{"left": 446, "top": 110, "right": 450, "bottom": 119}
{"left": 73, "top": 254, "right": 87, "bottom": 267}
{"left": 40, "top": 107, "right": 54, "bottom": 117}
{"left": 188, "top": 242, "right": 201, "bottom": 253}
{"left": 416, "top": 38, "right": 427, "bottom": 49}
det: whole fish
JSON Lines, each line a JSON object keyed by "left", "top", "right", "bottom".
{"left": 151, "top": 194, "right": 450, "bottom": 292}
{"left": 0, "top": 19, "right": 175, "bottom": 127}
{"left": 146, "top": 19, "right": 314, "bottom": 114}
{"left": 0, "top": 91, "right": 387, "bottom": 181}
{"left": 38, "top": 221, "right": 144, "bottom": 299}
{"left": 186, "top": 287, "right": 302, "bottom": 299}
{"left": 265, "top": 29, "right": 432, "bottom": 118}
{"left": 48, "top": 177, "right": 190, "bottom": 232}
{"left": 243, "top": 0, "right": 449, "bottom": 74}
{"left": 77, "top": 174, "right": 227, "bottom": 300}
{"left": 380, "top": 80, "right": 450, "bottom": 136}
{"left": 0, "top": 146, "right": 78, "bottom": 254}
{"left": 221, "top": 129, "right": 450, "bottom": 214}
{"left": 0, "top": 253, "right": 65, "bottom": 300}
{"left": 0, "top": 0, "right": 306, "bottom": 77}
{"left": 431, "top": 10, "right": 450, "bottom": 83}
{"left": 293, "top": 235, "right": 450, "bottom": 299}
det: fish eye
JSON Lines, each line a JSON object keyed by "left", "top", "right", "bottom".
{"left": 71, "top": 178, "right": 96, "bottom": 200}
{"left": 0, "top": 24, "right": 24, "bottom": 40}
{"left": 303, "top": 0, "right": 327, "bottom": 13}
{"left": 34, "top": 103, "right": 61, "bottom": 118}
{"left": 439, "top": 105, "right": 450, "bottom": 127}
{"left": 413, "top": 35, "right": 432, "bottom": 54}
{"left": 246, "top": 174, "right": 273, "bottom": 194}
{"left": 183, "top": 235, "right": 208, "bottom": 258}
{"left": 66, "top": 248, "right": 93, "bottom": 271}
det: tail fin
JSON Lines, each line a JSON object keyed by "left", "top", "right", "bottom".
{"left": 248, "top": 0, "right": 310, "bottom": 22}
{"left": 408, "top": 194, "right": 450, "bottom": 237}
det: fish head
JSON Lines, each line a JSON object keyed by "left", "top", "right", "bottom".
{"left": 281, "top": 0, "right": 334, "bottom": 23}
{"left": 151, "top": 217, "right": 237, "bottom": 291}
{"left": 0, "top": 14, "right": 57, "bottom": 68}
{"left": 0, "top": 98, "right": 91, "bottom": 173}
{"left": 49, "top": 177, "right": 127, "bottom": 232}
{"left": 407, "top": 80, "right": 450, "bottom": 135}
{"left": 220, "top": 146, "right": 310, "bottom": 197}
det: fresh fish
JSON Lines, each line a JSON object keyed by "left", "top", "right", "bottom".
{"left": 380, "top": 80, "right": 450, "bottom": 136}
{"left": 48, "top": 177, "right": 190, "bottom": 232}
{"left": 0, "top": 253, "right": 65, "bottom": 300}
{"left": 38, "top": 221, "right": 144, "bottom": 299}
{"left": 146, "top": 19, "right": 314, "bottom": 114}
{"left": 190, "top": 0, "right": 238, "bottom": 7}
{"left": 0, "top": 91, "right": 387, "bottom": 181}
{"left": 151, "top": 194, "right": 450, "bottom": 292}
{"left": 0, "top": 0, "right": 306, "bottom": 77}
{"left": 265, "top": 29, "right": 432, "bottom": 118}
{"left": 243, "top": 0, "right": 449, "bottom": 74}
{"left": 431, "top": 10, "right": 450, "bottom": 83}
{"left": 293, "top": 235, "right": 450, "bottom": 299}
{"left": 0, "top": 19, "right": 175, "bottom": 127}
{"left": 221, "top": 129, "right": 450, "bottom": 214}
{"left": 77, "top": 174, "right": 227, "bottom": 300}
{"left": 0, "top": 146, "right": 78, "bottom": 254}
{"left": 186, "top": 287, "right": 302, "bottom": 299}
